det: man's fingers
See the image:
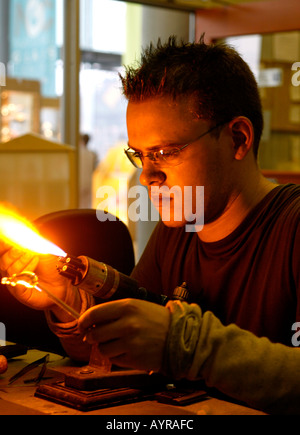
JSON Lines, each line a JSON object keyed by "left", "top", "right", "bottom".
{"left": 98, "top": 340, "right": 127, "bottom": 360}
{"left": 0, "top": 241, "right": 11, "bottom": 256}
{"left": 83, "top": 317, "right": 125, "bottom": 345}
{"left": 2, "top": 249, "right": 39, "bottom": 277}
{"left": 78, "top": 299, "right": 128, "bottom": 332}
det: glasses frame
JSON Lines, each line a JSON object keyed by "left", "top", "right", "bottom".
{"left": 124, "top": 122, "right": 227, "bottom": 169}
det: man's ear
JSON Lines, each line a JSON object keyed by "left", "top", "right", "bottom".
{"left": 229, "top": 117, "right": 254, "bottom": 161}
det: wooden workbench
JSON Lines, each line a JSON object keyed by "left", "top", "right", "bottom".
{"left": 0, "top": 348, "right": 266, "bottom": 415}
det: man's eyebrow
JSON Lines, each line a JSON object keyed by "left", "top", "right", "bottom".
{"left": 127, "top": 142, "right": 141, "bottom": 152}
{"left": 127, "top": 140, "right": 183, "bottom": 152}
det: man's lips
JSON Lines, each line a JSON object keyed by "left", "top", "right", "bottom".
{"left": 150, "top": 194, "right": 175, "bottom": 205}
{"left": 149, "top": 186, "right": 181, "bottom": 199}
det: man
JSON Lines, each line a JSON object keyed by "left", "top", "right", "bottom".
{"left": 0, "top": 37, "right": 299, "bottom": 413}
{"left": 119, "top": 36, "right": 299, "bottom": 347}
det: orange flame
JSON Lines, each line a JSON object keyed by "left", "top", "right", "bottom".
{"left": 0, "top": 205, "right": 66, "bottom": 257}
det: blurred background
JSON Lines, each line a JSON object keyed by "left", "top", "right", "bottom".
{"left": 0, "top": 0, "right": 299, "bottom": 260}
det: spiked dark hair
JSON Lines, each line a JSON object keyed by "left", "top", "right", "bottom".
{"left": 120, "top": 35, "right": 264, "bottom": 157}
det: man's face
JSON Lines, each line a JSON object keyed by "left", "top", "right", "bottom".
{"left": 126, "top": 95, "right": 235, "bottom": 229}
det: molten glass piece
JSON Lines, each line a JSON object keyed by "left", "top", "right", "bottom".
{"left": 2, "top": 271, "right": 80, "bottom": 320}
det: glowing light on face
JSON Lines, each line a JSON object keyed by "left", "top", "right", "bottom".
{"left": 0, "top": 205, "right": 66, "bottom": 257}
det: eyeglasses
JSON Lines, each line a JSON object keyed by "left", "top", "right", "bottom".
{"left": 124, "top": 122, "right": 227, "bottom": 169}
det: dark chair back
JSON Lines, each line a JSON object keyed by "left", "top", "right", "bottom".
{"left": 0, "top": 209, "right": 135, "bottom": 354}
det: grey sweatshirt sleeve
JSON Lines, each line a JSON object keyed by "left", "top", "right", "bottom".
{"left": 163, "top": 300, "right": 300, "bottom": 415}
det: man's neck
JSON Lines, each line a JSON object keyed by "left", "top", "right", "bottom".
{"left": 198, "top": 174, "right": 278, "bottom": 243}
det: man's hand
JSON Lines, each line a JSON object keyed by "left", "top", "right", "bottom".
{"left": 78, "top": 299, "right": 171, "bottom": 372}
{"left": 0, "top": 242, "right": 81, "bottom": 321}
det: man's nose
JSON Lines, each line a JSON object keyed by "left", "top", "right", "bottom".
{"left": 139, "top": 160, "right": 166, "bottom": 187}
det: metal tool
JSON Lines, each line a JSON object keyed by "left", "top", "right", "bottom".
{"left": 56, "top": 255, "right": 189, "bottom": 305}
{"left": 8, "top": 353, "right": 49, "bottom": 385}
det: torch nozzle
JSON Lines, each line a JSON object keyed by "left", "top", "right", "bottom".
{"left": 56, "top": 255, "right": 86, "bottom": 285}
{"left": 56, "top": 254, "right": 171, "bottom": 305}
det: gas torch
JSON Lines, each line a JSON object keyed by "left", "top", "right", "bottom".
{"left": 0, "top": 205, "right": 189, "bottom": 316}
